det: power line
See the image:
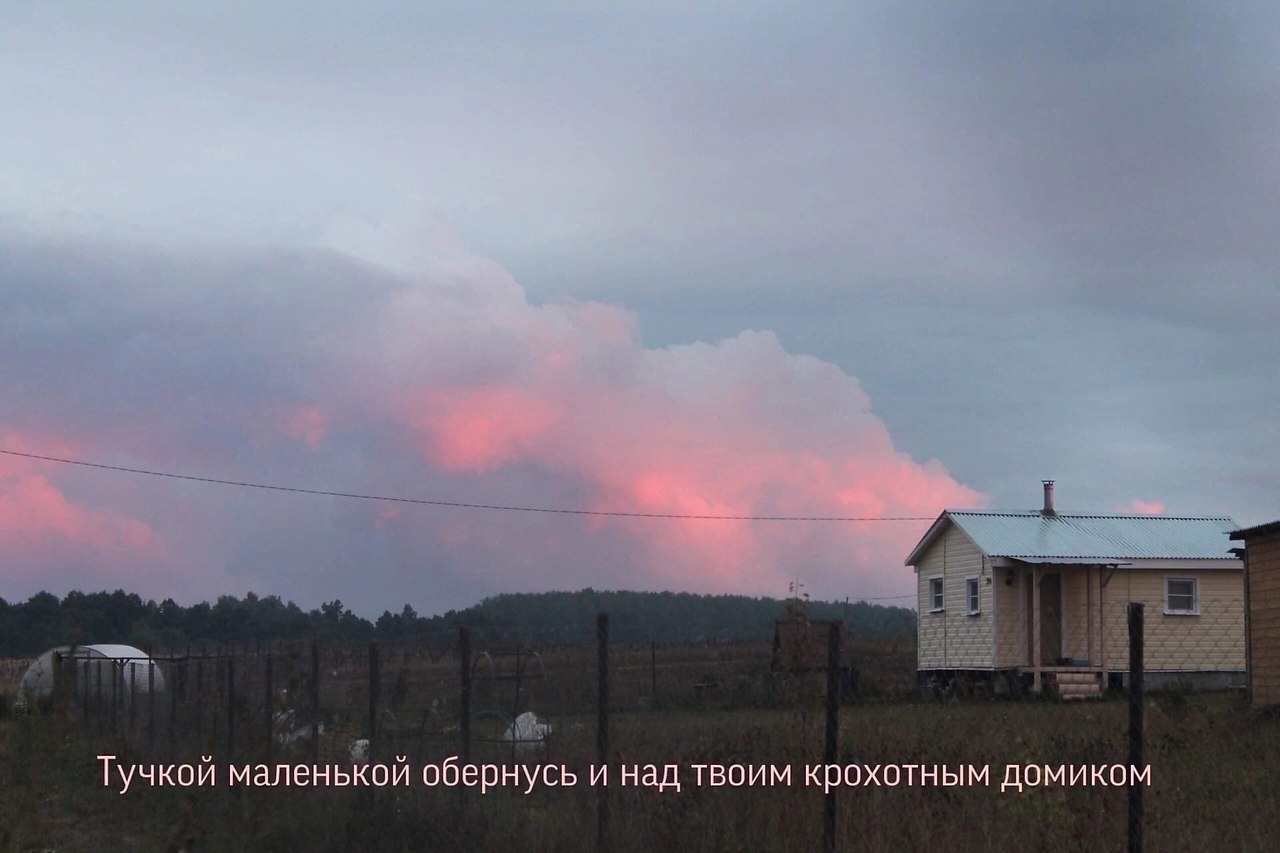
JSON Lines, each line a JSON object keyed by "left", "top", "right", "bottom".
{"left": 0, "top": 448, "right": 937, "bottom": 522}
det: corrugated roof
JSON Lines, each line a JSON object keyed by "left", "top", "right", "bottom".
{"left": 945, "top": 511, "right": 1239, "bottom": 561}
{"left": 905, "top": 510, "right": 1242, "bottom": 564}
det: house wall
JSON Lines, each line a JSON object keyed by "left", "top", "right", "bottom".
{"left": 993, "top": 568, "right": 1025, "bottom": 668}
{"left": 1244, "top": 530, "right": 1280, "bottom": 706}
{"left": 916, "top": 525, "right": 992, "bottom": 669}
{"left": 1099, "top": 569, "right": 1244, "bottom": 673}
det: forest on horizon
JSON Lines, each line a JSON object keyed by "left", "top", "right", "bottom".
{"left": 0, "top": 588, "right": 916, "bottom": 657}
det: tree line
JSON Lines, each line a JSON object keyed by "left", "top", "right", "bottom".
{"left": 0, "top": 588, "right": 916, "bottom": 657}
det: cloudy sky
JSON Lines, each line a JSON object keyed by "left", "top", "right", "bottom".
{"left": 3, "top": 2, "right": 1277, "bottom": 617}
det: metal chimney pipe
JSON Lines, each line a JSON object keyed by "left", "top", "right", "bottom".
{"left": 1042, "top": 480, "right": 1056, "bottom": 515}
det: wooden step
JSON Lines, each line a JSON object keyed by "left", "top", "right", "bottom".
{"left": 1045, "top": 670, "right": 1102, "bottom": 701}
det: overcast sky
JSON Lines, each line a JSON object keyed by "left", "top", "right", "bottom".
{"left": 3, "top": 2, "right": 1277, "bottom": 617}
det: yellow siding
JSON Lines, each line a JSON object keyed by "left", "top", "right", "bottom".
{"left": 993, "top": 568, "right": 1026, "bottom": 667}
{"left": 1061, "top": 569, "right": 1097, "bottom": 663}
{"left": 916, "top": 525, "right": 992, "bottom": 669}
{"left": 1099, "top": 569, "right": 1244, "bottom": 672}
{"left": 1245, "top": 533, "right": 1280, "bottom": 706}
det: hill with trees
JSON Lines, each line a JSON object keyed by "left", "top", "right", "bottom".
{"left": 0, "top": 588, "right": 915, "bottom": 656}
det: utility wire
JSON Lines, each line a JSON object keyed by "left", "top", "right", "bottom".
{"left": 0, "top": 448, "right": 936, "bottom": 522}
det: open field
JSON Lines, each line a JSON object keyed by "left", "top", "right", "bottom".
{"left": 3, "top": 635, "right": 1280, "bottom": 851}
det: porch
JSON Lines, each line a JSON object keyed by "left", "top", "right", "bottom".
{"left": 995, "top": 559, "right": 1122, "bottom": 696}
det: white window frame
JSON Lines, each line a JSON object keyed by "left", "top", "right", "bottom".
{"left": 1164, "top": 576, "right": 1199, "bottom": 616}
{"left": 928, "top": 576, "right": 944, "bottom": 612}
{"left": 965, "top": 576, "right": 981, "bottom": 616}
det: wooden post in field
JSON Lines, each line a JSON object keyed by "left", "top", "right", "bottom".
{"left": 1128, "top": 603, "right": 1144, "bottom": 853}
{"left": 650, "top": 641, "right": 657, "bottom": 701}
{"left": 368, "top": 642, "right": 380, "bottom": 761}
{"left": 824, "top": 622, "right": 840, "bottom": 853}
{"left": 597, "top": 612, "right": 610, "bottom": 853}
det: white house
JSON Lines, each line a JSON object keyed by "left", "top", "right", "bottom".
{"left": 905, "top": 482, "right": 1244, "bottom": 697}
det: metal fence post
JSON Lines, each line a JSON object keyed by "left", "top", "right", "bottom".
{"left": 265, "top": 653, "right": 275, "bottom": 761}
{"left": 111, "top": 659, "right": 119, "bottom": 739}
{"left": 228, "top": 648, "right": 236, "bottom": 758}
{"left": 597, "top": 612, "right": 610, "bottom": 853}
{"left": 310, "top": 642, "right": 320, "bottom": 764}
{"left": 459, "top": 628, "right": 471, "bottom": 765}
{"left": 825, "top": 623, "right": 840, "bottom": 853}
{"left": 170, "top": 654, "right": 179, "bottom": 759}
{"left": 368, "top": 642, "right": 380, "bottom": 761}
{"left": 1128, "top": 602, "right": 1144, "bottom": 853}
{"left": 148, "top": 652, "right": 156, "bottom": 754}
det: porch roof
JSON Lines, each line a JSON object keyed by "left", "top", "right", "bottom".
{"left": 905, "top": 510, "right": 1240, "bottom": 566}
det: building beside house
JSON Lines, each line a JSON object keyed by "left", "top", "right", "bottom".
{"left": 1229, "top": 519, "right": 1280, "bottom": 707}
{"left": 905, "top": 481, "right": 1244, "bottom": 697}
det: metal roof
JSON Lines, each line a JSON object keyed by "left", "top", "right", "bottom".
{"left": 1230, "top": 519, "right": 1280, "bottom": 541}
{"left": 906, "top": 511, "right": 1239, "bottom": 565}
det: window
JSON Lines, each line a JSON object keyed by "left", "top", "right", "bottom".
{"left": 966, "top": 577, "right": 981, "bottom": 616}
{"left": 1165, "top": 577, "right": 1198, "bottom": 615}
{"left": 928, "top": 576, "right": 944, "bottom": 612}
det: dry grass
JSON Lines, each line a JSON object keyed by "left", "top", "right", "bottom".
{"left": 3, "top": 641, "right": 1280, "bottom": 852}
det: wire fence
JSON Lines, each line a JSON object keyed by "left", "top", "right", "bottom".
{"left": 16, "top": 608, "right": 1239, "bottom": 852}
{"left": 46, "top": 630, "right": 857, "bottom": 767}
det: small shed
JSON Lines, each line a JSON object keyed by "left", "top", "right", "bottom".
{"left": 1230, "top": 519, "right": 1280, "bottom": 707}
{"left": 17, "top": 644, "right": 165, "bottom": 704}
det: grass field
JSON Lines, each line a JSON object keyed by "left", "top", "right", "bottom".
{"left": 2, "top": 642, "right": 1279, "bottom": 851}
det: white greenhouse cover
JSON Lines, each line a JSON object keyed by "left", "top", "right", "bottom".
{"left": 16, "top": 644, "right": 166, "bottom": 703}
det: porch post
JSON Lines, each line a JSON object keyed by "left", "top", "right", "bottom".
{"left": 1032, "top": 565, "right": 1042, "bottom": 693}
{"left": 1099, "top": 566, "right": 1108, "bottom": 687}
{"left": 1086, "top": 565, "right": 1094, "bottom": 664}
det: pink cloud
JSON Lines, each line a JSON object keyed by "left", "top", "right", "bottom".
{"left": 363, "top": 248, "right": 985, "bottom": 598}
{"left": 1118, "top": 498, "right": 1164, "bottom": 515}
{"left": 0, "top": 435, "right": 168, "bottom": 589}
{"left": 1, "top": 219, "right": 989, "bottom": 610}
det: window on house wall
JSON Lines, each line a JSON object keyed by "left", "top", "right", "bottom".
{"left": 966, "top": 577, "right": 980, "bottom": 615}
{"left": 928, "top": 576, "right": 944, "bottom": 612}
{"left": 1165, "top": 577, "right": 1198, "bottom": 615}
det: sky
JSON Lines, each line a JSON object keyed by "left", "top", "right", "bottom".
{"left": 2, "top": 2, "right": 1278, "bottom": 618}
